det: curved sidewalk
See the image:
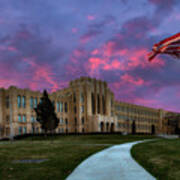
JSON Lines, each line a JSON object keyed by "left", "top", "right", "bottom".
{"left": 66, "top": 141, "right": 156, "bottom": 180}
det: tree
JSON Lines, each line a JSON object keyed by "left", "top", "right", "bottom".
{"left": 34, "top": 90, "right": 59, "bottom": 135}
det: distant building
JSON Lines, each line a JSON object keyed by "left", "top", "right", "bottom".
{"left": 0, "top": 76, "right": 179, "bottom": 138}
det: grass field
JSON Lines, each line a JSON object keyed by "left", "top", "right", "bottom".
{"left": 131, "top": 139, "right": 180, "bottom": 180}
{"left": 0, "top": 134, "right": 153, "bottom": 180}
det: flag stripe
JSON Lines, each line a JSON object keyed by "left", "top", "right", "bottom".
{"left": 153, "top": 32, "right": 180, "bottom": 48}
{"left": 148, "top": 32, "right": 180, "bottom": 61}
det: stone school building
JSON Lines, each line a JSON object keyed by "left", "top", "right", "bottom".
{"left": 0, "top": 77, "right": 179, "bottom": 138}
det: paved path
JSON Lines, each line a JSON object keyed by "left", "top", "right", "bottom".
{"left": 66, "top": 140, "right": 156, "bottom": 180}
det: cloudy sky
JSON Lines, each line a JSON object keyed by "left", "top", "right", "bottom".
{"left": 0, "top": 0, "right": 180, "bottom": 112}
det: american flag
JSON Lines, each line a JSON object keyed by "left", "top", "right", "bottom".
{"left": 148, "top": 32, "right": 180, "bottom": 61}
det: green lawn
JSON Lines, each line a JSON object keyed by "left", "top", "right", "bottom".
{"left": 0, "top": 134, "right": 153, "bottom": 180}
{"left": 131, "top": 139, "right": 180, "bottom": 180}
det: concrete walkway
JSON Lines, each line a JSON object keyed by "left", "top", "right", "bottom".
{"left": 66, "top": 140, "right": 156, "bottom": 180}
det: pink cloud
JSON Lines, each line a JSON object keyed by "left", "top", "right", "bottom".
{"left": 72, "top": 28, "right": 78, "bottom": 33}
{"left": 23, "top": 58, "right": 59, "bottom": 92}
{"left": 7, "top": 46, "right": 18, "bottom": 52}
{"left": 91, "top": 49, "right": 99, "bottom": 55}
{"left": 80, "top": 35, "right": 92, "bottom": 44}
{"left": 121, "top": 74, "right": 145, "bottom": 86}
{"left": 87, "top": 15, "right": 96, "bottom": 21}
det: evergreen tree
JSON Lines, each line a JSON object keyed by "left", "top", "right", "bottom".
{"left": 34, "top": 90, "right": 59, "bottom": 134}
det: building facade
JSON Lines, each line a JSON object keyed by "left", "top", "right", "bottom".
{"left": 0, "top": 77, "right": 179, "bottom": 138}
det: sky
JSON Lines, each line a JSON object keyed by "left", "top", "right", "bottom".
{"left": 0, "top": 0, "right": 180, "bottom": 112}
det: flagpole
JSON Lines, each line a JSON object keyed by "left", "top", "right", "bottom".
{"left": 9, "top": 93, "right": 14, "bottom": 141}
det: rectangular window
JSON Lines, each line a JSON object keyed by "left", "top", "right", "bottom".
{"left": 40, "top": 98, "right": 42, "bottom": 104}
{"left": 57, "top": 102, "right": 60, "bottom": 112}
{"left": 6, "top": 96, "right": 9, "bottom": 108}
{"left": 6, "top": 115, "right": 10, "bottom": 123}
{"left": 22, "top": 96, "right": 26, "bottom": 108}
{"left": 19, "top": 127, "right": 22, "bottom": 135}
{"left": 60, "top": 102, "right": 63, "bottom": 112}
{"left": 18, "top": 115, "right": 22, "bottom": 122}
{"left": 36, "top": 127, "right": 39, "bottom": 133}
{"left": 81, "top": 106, "right": 84, "bottom": 113}
{"left": 17, "top": 95, "right": 21, "bottom": 108}
{"left": 22, "top": 115, "right": 26, "bottom": 122}
{"left": 65, "top": 102, "right": 68, "bottom": 113}
{"left": 73, "top": 93, "right": 76, "bottom": 103}
{"left": 31, "top": 116, "right": 34, "bottom": 123}
{"left": 23, "top": 127, "right": 27, "bottom": 134}
{"left": 34, "top": 97, "right": 38, "bottom": 108}
{"left": 74, "top": 106, "right": 77, "bottom": 114}
{"left": 59, "top": 117, "right": 63, "bottom": 124}
{"left": 80, "top": 93, "right": 84, "bottom": 103}
{"left": 30, "top": 97, "right": 34, "bottom": 109}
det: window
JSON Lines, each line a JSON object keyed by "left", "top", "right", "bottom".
{"left": 91, "top": 93, "right": 95, "bottom": 114}
{"left": 23, "top": 127, "right": 27, "bottom": 134}
{"left": 59, "top": 128, "right": 64, "bottom": 133}
{"left": 74, "top": 106, "right": 77, "bottom": 114}
{"left": 22, "top": 115, "right": 26, "bottom": 122}
{"left": 60, "top": 102, "right": 63, "bottom": 112}
{"left": 30, "top": 97, "right": 34, "bottom": 109}
{"left": 102, "top": 95, "right": 106, "bottom": 115}
{"left": 40, "top": 98, "right": 42, "bottom": 104}
{"left": 34, "top": 97, "right": 38, "bottom": 108}
{"left": 17, "top": 95, "right": 21, "bottom": 108}
{"left": 97, "top": 94, "right": 100, "bottom": 114}
{"left": 31, "top": 116, "right": 35, "bottom": 123}
{"left": 19, "top": 127, "right": 22, "bottom": 135}
{"left": 80, "top": 93, "right": 84, "bottom": 103}
{"left": 57, "top": 102, "right": 60, "bottom": 112}
{"left": 80, "top": 106, "right": 84, "bottom": 113}
{"left": 75, "top": 117, "right": 77, "bottom": 125}
{"left": 59, "top": 117, "right": 63, "bottom": 124}
{"left": 65, "top": 118, "right": 68, "bottom": 125}
{"left": 65, "top": 102, "right": 68, "bottom": 113}
{"left": 18, "top": 115, "right": 22, "bottom": 122}
{"left": 73, "top": 93, "right": 76, "bottom": 103}
{"left": 6, "top": 115, "right": 10, "bottom": 123}
{"left": 81, "top": 117, "right": 84, "bottom": 124}
{"left": 36, "top": 127, "right": 39, "bottom": 133}
{"left": 6, "top": 96, "right": 9, "bottom": 108}
{"left": 22, "top": 96, "right": 26, "bottom": 108}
